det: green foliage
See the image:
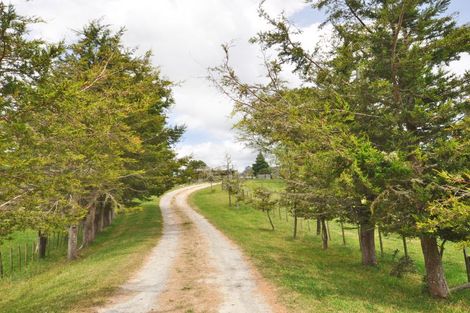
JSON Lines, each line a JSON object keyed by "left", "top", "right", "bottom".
{"left": 193, "top": 184, "right": 470, "bottom": 312}
{"left": 211, "top": 0, "right": 469, "bottom": 297}
{"left": 253, "top": 187, "right": 277, "bottom": 230}
{"left": 252, "top": 152, "right": 271, "bottom": 176}
{"left": 253, "top": 187, "right": 277, "bottom": 212}
{"left": 0, "top": 6, "right": 182, "bottom": 243}
{"left": 178, "top": 159, "right": 208, "bottom": 183}
{"left": 390, "top": 256, "right": 418, "bottom": 278}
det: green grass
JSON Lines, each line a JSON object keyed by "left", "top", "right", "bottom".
{"left": 0, "top": 198, "right": 162, "bottom": 313}
{"left": 192, "top": 180, "right": 470, "bottom": 313}
{"left": 0, "top": 229, "right": 73, "bottom": 278}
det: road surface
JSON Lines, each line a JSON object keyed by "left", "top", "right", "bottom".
{"left": 98, "top": 184, "right": 283, "bottom": 313}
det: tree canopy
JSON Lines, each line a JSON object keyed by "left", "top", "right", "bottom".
{"left": 211, "top": 0, "right": 469, "bottom": 298}
{"left": 252, "top": 152, "right": 271, "bottom": 176}
{"left": 0, "top": 4, "right": 183, "bottom": 258}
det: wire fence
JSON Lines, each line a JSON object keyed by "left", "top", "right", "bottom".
{"left": 0, "top": 225, "right": 85, "bottom": 278}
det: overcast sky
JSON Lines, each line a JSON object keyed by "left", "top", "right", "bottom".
{"left": 10, "top": 0, "right": 470, "bottom": 170}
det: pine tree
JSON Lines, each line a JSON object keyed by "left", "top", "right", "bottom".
{"left": 252, "top": 152, "right": 271, "bottom": 177}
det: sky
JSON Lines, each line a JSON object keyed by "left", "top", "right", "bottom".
{"left": 9, "top": 0, "right": 470, "bottom": 170}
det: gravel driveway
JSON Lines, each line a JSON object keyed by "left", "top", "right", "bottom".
{"left": 98, "top": 184, "right": 282, "bottom": 313}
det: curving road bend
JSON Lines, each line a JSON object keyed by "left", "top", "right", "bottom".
{"left": 98, "top": 184, "right": 281, "bottom": 313}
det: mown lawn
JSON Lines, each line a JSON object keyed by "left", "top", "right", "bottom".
{"left": 0, "top": 198, "right": 162, "bottom": 313}
{"left": 192, "top": 180, "right": 470, "bottom": 313}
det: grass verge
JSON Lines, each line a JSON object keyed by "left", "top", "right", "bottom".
{"left": 0, "top": 198, "right": 162, "bottom": 313}
{"left": 191, "top": 181, "right": 470, "bottom": 313}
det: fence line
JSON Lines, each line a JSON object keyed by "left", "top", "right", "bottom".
{"left": 0, "top": 231, "right": 69, "bottom": 278}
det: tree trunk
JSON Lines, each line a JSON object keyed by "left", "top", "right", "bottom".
{"left": 293, "top": 215, "right": 298, "bottom": 239}
{"left": 359, "top": 223, "right": 377, "bottom": 266}
{"left": 420, "top": 236, "right": 450, "bottom": 298}
{"left": 67, "top": 225, "right": 78, "bottom": 260}
{"left": 98, "top": 205, "right": 105, "bottom": 232}
{"left": 109, "top": 206, "right": 114, "bottom": 223}
{"left": 321, "top": 218, "right": 328, "bottom": 250}
{"left": 94, "top": 205, "right": 101, "bottom": 234}
{"left": 228, "top": 192, "right": 232, "bottom": 207}
{"left": 316, "top": 219, "right": 321, "bottom": 235}
{"left": 103, "top": 205, "right": 111, "bottom": 228}
{"left": 266, "top": 210, "right": 274, "bottom": 231}
{"left": 83, "top": 206, "right": 96, "bottom": 246}
{"left": 38, "top": 231, "right": 48, "bottom": 259}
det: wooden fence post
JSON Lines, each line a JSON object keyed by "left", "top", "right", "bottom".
{"left": 378, "top": 228, "right": 384, "bottom": 257}
{"left": 326, "top": 221, "right": 331, "bottom": 240}
{"left": 46, "top": 235, "right": 50, "bottom": 257}
{"left": 17, "top": 246, "right": 21, "bottom": 272}
{"left": 358, "top": 226, "right": 362, "bottom": 251}
{"left": 31, "top": 242, "right": 35, "bottom": 262}
{"left": 340, "top": 222, "right": 346, "bottom": 245}
{"left": 24, "top": 244, "right": 28, "bottom": 267}
{"left": 402, "top": 235, "right": 408, "bottom": 258}
{"left": 9, "top": 247, "right": 13, "bottom": 274}
{"left": 464, "top": 248, "right": 470, "bottom": 283}
{"left": 0, "top": 251, "right": 4, "bottom": 278}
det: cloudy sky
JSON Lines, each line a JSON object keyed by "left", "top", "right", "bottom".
{"left": 10, "top": 0, "right": 470, "bottom": 170}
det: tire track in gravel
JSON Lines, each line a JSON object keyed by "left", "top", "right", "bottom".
{"left": 98, "top": 184, "right": 284, "bottom": 313}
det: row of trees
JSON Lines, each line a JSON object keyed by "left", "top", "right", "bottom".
{"left": 0, "top": 4, "right": 183, "bottom": 260}
{"left": 211, "top": 0, "right": 469, "bottom": 298}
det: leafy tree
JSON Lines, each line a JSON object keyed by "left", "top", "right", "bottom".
{"left": 0, "top": 3, "right": 64, "bottom": 249}
{"left": 179, "top": 159, "right": 208, "bottom": 183}
{"left": 252, "top": 152, "right": 271, "bottom": 177}
{"left": 211, "top": 0, "right": 469, "bottom": 298}
{"left": 0, "top": 7, "right": 183, "bottom": 262}
{"left": 253, "top": 187, "right": 277, "bottom": 230}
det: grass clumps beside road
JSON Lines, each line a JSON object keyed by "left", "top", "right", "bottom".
{"left": 0, "top": 199, "right": 162, "bottom": 313}
{"left": 191, "top": 180, "right": 470, "bottom": 313}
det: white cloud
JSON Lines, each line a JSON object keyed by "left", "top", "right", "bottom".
{"left": 16, "top": 1, "right": 466, "bottom": 173}
{"left": 448, "top": 53, "right": 470, "bottom": 76}
{"left": 9, "top": 0, "right": 310, "bottom": 170}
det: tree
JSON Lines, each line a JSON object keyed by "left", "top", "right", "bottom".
{"left": 211, "top": 0, "right": 469, "bottom": 298}
{"left": 179, "top": 159, "right": 208, "bottom": 183}
{"left": 310, "top": 0, "right": 469, "bottom": 296}
{"left": 0, "top": 7, "right": 183, "bottom": 262}
{"left": 253, "top": 187, "right": 277, "bottom": 230}
{"left": 252, "top": 152, "right": 271, "bottom": 177}
{"left": 0, "top": 3, "right": 65, "bottom": 252}
{"left": 221, "top": 154, "right": 241, "bottom": 207}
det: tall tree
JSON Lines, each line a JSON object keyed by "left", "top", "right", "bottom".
{"left": 0, "top": 7, "right": 183, "bottom": 261}
{"left": 211, "top": 0, "right": 469, "bottom": 298}
{"left": 252, "top": 152, "right": 271, "bottom": 177}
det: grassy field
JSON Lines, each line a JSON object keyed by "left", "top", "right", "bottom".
{"left": 192, "top": 179, "right": 470, "bottom": 313}
{"left": 0, "top": 198, "right": 162, "bottom": 313}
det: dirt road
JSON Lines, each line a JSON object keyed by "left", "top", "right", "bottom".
{"left": 98, "top": 184, "right": 283, "bottom": 313}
